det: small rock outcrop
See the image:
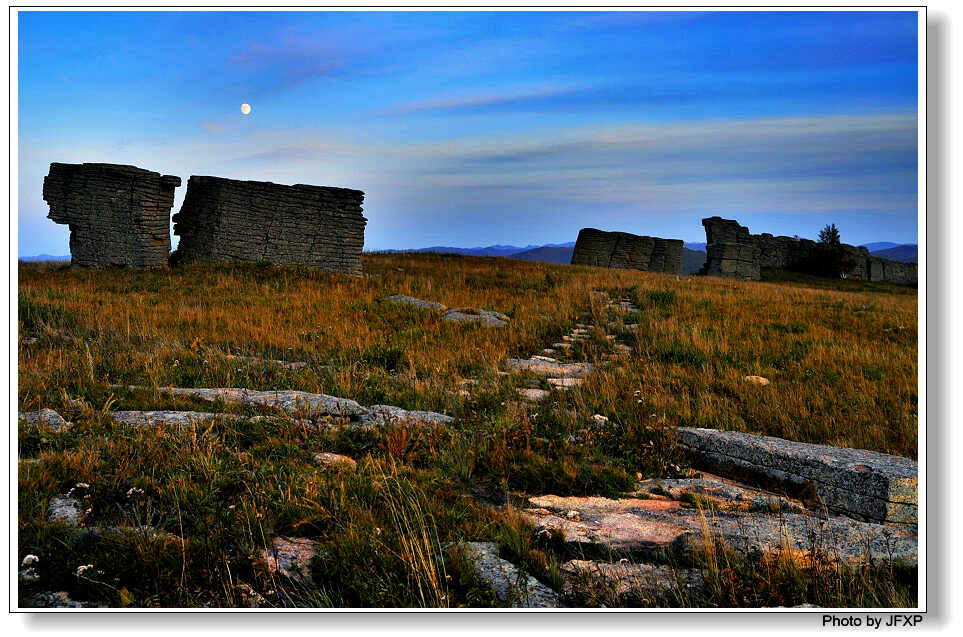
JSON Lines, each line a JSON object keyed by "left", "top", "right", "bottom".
{"left": 441, "top": 308, "right": 510, "bottom": 327}
{"left": 382, "top": 294, "right": 447, "bottom": 312}
{"left": 43, "top": 163, "right": 180, "bottom": 268}
{"left": 674, "top": 427, "right": 918, "bottom": 524}
{"left": 454, "top": 542, "right": 563, "bottom": 608}
{"left": 118, "top": 386, "right": 454, "bottom": 429}
{"left": 19, "top": 408, "right": 72, "bottom": 432}
{"left": 172, "top": 176, "right": 366, "bottom": 274}
{"left": 571, "top": 228, "right": 683, "bottom": 274}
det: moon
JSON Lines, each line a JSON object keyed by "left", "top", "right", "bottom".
{"left": 240, "top": 103, "right": 252, "bottom": 115}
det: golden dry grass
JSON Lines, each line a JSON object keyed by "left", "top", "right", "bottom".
{"left": 16, "top": 253, "right": 918, "bottom": 608}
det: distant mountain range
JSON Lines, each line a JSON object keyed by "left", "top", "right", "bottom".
{"left": 865, "top": 244, "right": 917, "bottom": 263}
{"left": 372, "top": 243, "right": 576, "bottom": 258}
{"left": 19, "top": 254, "right": 70, "bottom": 262}
{"left": 19, "top": 241, "right": 917, "bottom": 267}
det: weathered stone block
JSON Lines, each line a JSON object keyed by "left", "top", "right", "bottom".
{"left": 674, "top": 427, "right": 917, "bottom": 524}
{"left": 43, "top": 163, "right": 180, "bottom": 268}
{"left": 172, "top": 176, "right": 366, "bottom": 274}
{"left": 571, "top": 228, "right": 683, "bottom": 274}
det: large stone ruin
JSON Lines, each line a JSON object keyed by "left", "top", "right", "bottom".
{"left": 701, "top": 216, "right": 918, "bottom": 284}
{"left": 570, "top": 228, "right": 683, "bottom": 275}
{"left": 172, "top": 176, "right": 366, "bottom": 274}
{"left": 42, "top": 163, "right": 181, "bottom": 268}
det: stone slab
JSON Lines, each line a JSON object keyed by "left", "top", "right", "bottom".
{"left": 504, "top": 358, "right": 593, "bottom": 378}
{"left": 674, "top": 427, "right": 918, "bottom": 524}
{"left": 523, "top": 494, "right": 917, "bottom": 565}
{"left": 382, "top": 294, "right": 446, "bottom": 312}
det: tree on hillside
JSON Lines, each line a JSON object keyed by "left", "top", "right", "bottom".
{"left": 818, "top": 223, "right": 841, "bottom": 245}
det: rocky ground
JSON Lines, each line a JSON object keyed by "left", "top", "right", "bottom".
{"left": 19, "top": 287, "right": 917, "bottom": 608}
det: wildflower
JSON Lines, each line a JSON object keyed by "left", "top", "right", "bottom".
{"left": 75, "top": 564, "right": 94, "bottom": 577}
{"left": 21, "top": 554, "right": 39, "bottom": 566}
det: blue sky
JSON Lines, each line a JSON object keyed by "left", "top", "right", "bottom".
{"left": 17, "top": 10, "right": 919, "bottom": 255}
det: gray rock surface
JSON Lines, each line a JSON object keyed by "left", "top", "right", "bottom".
{"left": 571, "top": 228, "right": 683, "bottom": 274}
{"left": 19, "top": 408, "right": 72, "bottom": 432}
{"left": 120, "top": 386, "right": 453, "bottom": 430}
{"left": 47, "top": 494, "right": 84, "bottom": 527}
{"left": 674, "top": 427, "right": 918, "bottom": 524}
{"left": 109, "top": 410, "right": 240, "bottom": 427}
{"left": 43, "top": 163, "right": 180, "bottom": 268}
{"left": 504, "top": 358, "right": 593, "bottom": 378}
{"left": 172, "top": 175, "right": 366, "bottom": 274}
{"left": 441, "top": 308, "right": 510, "bottom": 327}
{"left": 261, "top": 536, "right": 320, "bottom": 588}
{"left": 524, "top": 494, "right": 917, "bottom": 564}
{"left": 358, "top": 404, "right": 455, "bottom": 428}
{"left": 456, "top": 542, "right": 563, "bottom": 608}
{"left": 151, "top": 386, "right": 367, "bottom": 417}
{"left": 561, "top": 559, "right": 704, "bottom": 603}
{"left": 382, "top": 294, "right": 447, "bottom": 312}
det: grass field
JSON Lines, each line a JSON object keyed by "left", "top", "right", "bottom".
{"left": 17, "top": 254, "right": 919, "bottom": 608}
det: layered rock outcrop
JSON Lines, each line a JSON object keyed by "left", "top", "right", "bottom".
{"left": 701, "top": 217, "right": 918, "bottom": 284}
{"left": 571, "top": 228, "right": 683, "bottom": 274}
{"left": 42, "top": 163, "right": 181, "bottom": 268}
{"left": 701, "top": 217, "right": 760, "bottom": 280}
{"left": 172, "top": 176, "right": 366, "bottom": 274}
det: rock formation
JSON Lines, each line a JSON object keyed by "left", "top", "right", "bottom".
{"left": 172, "top": 176, "right": 366, "bottom": 274}
{"left": 701, "top": 217, "right": 761, "bottom": 280}
{"left": 43, "top": 163, "right": 181, "bottom": 268}
{"left": 701, "top": 217, "right": 918, "bottom": 284}
{"left": 571, "top": 228, "right": 683, "bottom": 274}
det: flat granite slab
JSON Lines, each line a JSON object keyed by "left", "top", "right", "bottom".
{"left": 524, "top": 494, "right": 917, "bottom": 565}
{"left": 674, "top": 428, "right": 917, "bottom": 525}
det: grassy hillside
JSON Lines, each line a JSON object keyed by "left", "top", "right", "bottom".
{"left": 17, "top": 254, "right": 918, "bottom": 608}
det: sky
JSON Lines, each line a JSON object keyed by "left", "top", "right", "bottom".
{"left": 17, "top": 10, "right": 919, "bottom": 255}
